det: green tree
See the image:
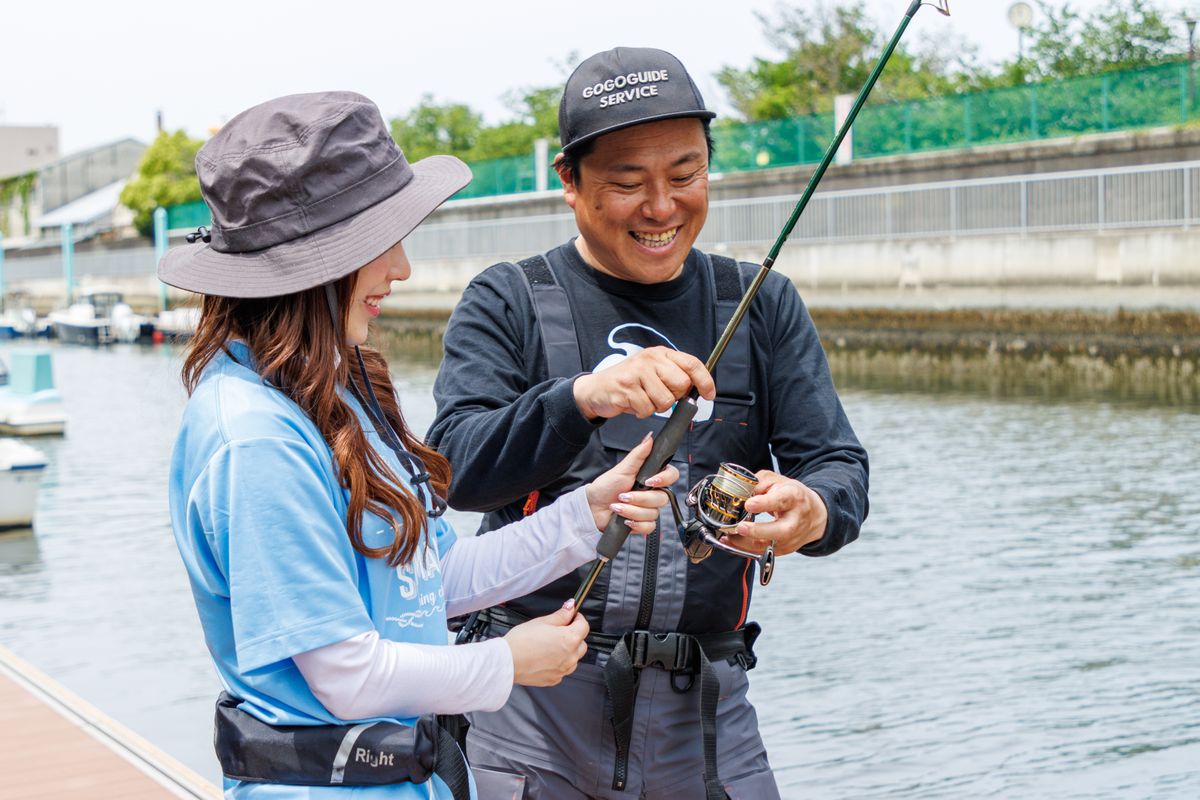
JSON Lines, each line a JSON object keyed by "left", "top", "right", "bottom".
{"left": 1015, "top": 0, "right": 1177, "bottom": 80}
{"left": 469, "top": 85, "right": 562, "bottom": 160}
{"left": 715, "top": 1, "right": 985, "bottom": 121}
{"left": 389, "top": 96, "right": 484, "bottom": 162}
{"left": 389, "top": 85, "right": 563, "bottom": 164}
{"left": 389, "top": 52, "right": 576, "bottom": 165}
{"left": 119, "top": 130, "right": 204, "bottom": 238}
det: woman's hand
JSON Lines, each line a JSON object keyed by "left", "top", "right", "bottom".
{"left": 505, "top": 600, "right": 590, "bottom": 686}
{"left": 584, "top": 434, "right": 680, "bottom": 533}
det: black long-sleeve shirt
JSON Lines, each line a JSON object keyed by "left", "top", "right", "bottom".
{"left": 429, "top": 243, "right": 868, "bottom": 563}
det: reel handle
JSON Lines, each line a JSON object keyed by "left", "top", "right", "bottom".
{"left": 595, "top": 396, "right": 699, "bottom": 561}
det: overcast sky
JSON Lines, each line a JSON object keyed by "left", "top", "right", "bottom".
{"left": 2, "top": 0, "right": 1196, "bottom": 154}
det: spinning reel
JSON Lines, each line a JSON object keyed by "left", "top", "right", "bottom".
{"left": 663, "top": 463, "right": 775, "bottom": 586}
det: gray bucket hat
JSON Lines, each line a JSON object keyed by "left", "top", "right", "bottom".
{"left": 158, "top": 91, "right": 471, "bottom": 298}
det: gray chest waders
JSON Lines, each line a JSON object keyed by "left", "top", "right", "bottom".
{"left": 505, "top": 252, "right": 756, "bottom": 798}
{"left": 214, "top": 693, "right": 471, "bottom": 797}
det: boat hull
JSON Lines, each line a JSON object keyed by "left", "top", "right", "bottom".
{"left": 0, "top": 467, "right": 44, "bottom": 528}
{"left": 52, "top": 321, "right": 114, "bottom": 346}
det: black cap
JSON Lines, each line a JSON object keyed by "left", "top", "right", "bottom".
{"left": 558, "top": 47, "right": 716, "bottom": 154}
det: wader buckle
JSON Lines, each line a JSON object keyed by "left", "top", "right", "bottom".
{"left": 628, "top": 631, "right": 696, "bottom": 673}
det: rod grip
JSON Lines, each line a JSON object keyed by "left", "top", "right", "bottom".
{"left": 595, "top": 397, "right": 699, "bottom": 561}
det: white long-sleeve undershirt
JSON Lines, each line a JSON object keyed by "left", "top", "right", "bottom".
{"left": 294, "top": 486, "right": 601, "bottom": 720}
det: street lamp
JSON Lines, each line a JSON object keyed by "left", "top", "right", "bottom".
{"left": 1185, "top": 14, "right": 1197, "bottom": 114}
{"left": 1008, "top": 2, "right": 1035, "bottom": 79}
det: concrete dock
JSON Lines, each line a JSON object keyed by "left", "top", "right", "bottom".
{"left": 0, "top": 644, "right": 219, "bottom": 799}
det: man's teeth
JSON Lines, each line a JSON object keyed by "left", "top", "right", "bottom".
{"left": 632, "top": 228, "right": 678, "bottom": 247}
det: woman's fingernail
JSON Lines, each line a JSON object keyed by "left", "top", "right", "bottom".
{"left": 618, "top": 493, "right": 632, "bottom": 503}
{"left": 562, "top": 598, "right": 575, "bottom": 610}
{"left": 644, "top": 477, "right": 660, "bottom": 487}
{"left": 642, "top": 432, "right": 653, "bottom": 443}
{"left": 610, "top": 503, "right": 623, "bottom": 514}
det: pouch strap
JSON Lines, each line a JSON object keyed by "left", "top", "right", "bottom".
{"left": 214, "top": 693, "right": 469, "bottom": 798}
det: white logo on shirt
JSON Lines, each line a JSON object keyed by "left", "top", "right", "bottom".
{"left": 593, "top": 323, "right": 713, "bottom": 423}
{"left": 388, "top": 543, "right": 445, "bottom": 629}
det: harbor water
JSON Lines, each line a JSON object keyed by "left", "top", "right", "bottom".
{"left": 0, "top": 340, "right": 1197, "bottom": 798}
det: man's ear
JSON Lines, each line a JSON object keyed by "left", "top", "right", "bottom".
{"left": 553, "top": 154, "right": 579, "bottom": 210}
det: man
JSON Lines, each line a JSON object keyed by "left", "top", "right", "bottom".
{"left": 429, "top": 47, "right": 869, "bottom": 799}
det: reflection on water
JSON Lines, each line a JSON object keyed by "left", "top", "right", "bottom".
{"left": 826, "top": 349, "right": 1200, "bottom": 409}
{"left": 0, "top": 530, "right": 44, "bottom": 595}
{"left": 0, "top": 341, "right": 1196, "bottom": 799}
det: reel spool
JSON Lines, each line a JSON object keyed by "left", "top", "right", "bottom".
{"left": 682, "top": 463, "right": 775, "bottom": 585}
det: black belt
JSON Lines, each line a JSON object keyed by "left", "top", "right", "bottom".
{"left": 463, "top": 607, "right": 760, "bottom": 800}
{"left": 214, "top": 693, "right": 470, "bottom": 799}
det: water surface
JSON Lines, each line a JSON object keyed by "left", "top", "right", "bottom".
{"left": 0, "top": 342, "right": 1196, "bottom": 798}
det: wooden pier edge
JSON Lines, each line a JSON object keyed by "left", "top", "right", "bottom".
{"left": 0, "top": 643, "right": 221, "bottom": 799}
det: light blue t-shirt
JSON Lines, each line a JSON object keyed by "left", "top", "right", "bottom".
{"left": 169, "top": 342, "right": 467, "bottom": 799}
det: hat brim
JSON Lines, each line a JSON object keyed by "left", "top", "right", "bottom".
{"left": 158, "top": 155, "right": 472, "bottom": 298}
{"left": 561, "top": 109, "right": 717, "bottom": 155}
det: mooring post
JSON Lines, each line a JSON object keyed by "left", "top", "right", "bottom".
{"left": 61, "top": 223, "right": 74, "bottom": 306}
{"left": 154, "top": 207, "right": 169, "bottom": 311}
{"left": 0, "top": 231, "right": 6, "bottom": 312}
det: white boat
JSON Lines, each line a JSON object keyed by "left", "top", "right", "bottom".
{"left": 0, "top": 438, "right": 47, "bottom": 529}
{"left": 155, "top": 306, "right": 201, "bottom": 340}
{"left": 0, "top": 307, "right": 39, "bottom": 340}
{"left": 0, "top": 350, "right": 68, "bottom": 436}
{"left": 48, "top": 292, "right": 156, "bottom": 345}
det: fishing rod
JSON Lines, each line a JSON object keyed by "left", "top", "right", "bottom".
{"left": 572, "top": 0, "right": 952, "bottom": 616}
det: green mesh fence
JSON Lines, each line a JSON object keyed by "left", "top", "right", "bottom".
{"left": 454, "top": 153, "right": 542, "bottom": 199}
{"left": 165, "top": 200, "right": 211, "bottom": 231}
{"left": 855, "top": 61, "right": 1197, "bottom": 158}
{"left": 164, "top": 61, "right": 1200, "bottom": 218}
{"left": 710, "top": 113, "right": 835, "bottom": 173}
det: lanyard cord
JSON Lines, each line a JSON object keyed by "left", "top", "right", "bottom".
{"left": 347, "top": 344, "right": 448, "bottom": 518}
{"left": 322, "top": 283, "right": 447, "bottom": 518}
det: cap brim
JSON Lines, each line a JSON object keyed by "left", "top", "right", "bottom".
{"left": 562, "top": 109, "right": 717, "bottom": 154}
{"left": 158, "top": 155, "right": 472, "bottom": 298}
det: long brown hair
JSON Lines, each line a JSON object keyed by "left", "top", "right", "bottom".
{"left": 181, "top": 274, "right": 451, "bottom": 567}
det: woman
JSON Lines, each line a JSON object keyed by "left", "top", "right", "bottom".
{"left": 159, "top": 91, "right": 675, "bottom": 799}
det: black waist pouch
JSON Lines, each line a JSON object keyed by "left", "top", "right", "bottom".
{"left": 214, "top": 692, "right": 470, "bottom": 798}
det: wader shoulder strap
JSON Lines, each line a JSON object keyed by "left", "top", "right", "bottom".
{"left": 511, "top": 255, "right": 583, "bottom": 380}
{"left": 214, "top": 693, "right": 470, "bottom": 798}
{"left": 706, "top": 253, "right": 752, "bottom": 402}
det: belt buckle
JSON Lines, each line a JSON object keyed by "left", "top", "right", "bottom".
{"left": 631, "top": 631, "right": 684, "bottom": 671}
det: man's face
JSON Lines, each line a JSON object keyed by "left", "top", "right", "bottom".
{"left": 559, "top": 117, "right": 709, "bottom": 284}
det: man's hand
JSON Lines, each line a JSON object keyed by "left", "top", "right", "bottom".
{"left": 573, "top": 346, "right": 716, "bottom": 420}
{"left": 718, "top": 470, "right": 828, "bottom": 556}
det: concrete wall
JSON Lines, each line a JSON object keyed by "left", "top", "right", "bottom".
{"left": 4, "top": 226, "right": 1197, "bottom": 314}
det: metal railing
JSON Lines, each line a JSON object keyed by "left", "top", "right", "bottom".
{"left": 5, "top": 161, "right": 1197, "bottom": 283}
{"left": 403, "top": 160, "right": 1200, "bottom": 262}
